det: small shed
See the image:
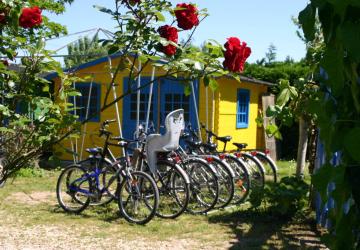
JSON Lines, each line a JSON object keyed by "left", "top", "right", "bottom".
{"left": 46, "top": 54, "right": 274, "bottom": 161}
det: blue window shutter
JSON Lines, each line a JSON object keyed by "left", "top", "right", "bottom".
{"left": 70, "top": 83, "right": 101, "bottom": 122}
{"left": 236, "top": 89, "right": 250, "bottom": 128}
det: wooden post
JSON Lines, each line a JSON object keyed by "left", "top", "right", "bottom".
{"left": 261, "top": 94, "right": 277, "bottom": 161}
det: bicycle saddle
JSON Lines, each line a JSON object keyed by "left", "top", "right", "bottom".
{"left": 233, "top": 143, "right": 248, "bottom": 150}
{"left": 86, "top": 147, "right": 102, "bottom": 154}
{"left": 216, "top": 136, "right": 232, "bottom": 143}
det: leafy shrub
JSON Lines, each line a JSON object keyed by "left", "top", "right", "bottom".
{"left": 250, "top": 176, "right": 309, "bottom": 218}
{"left": 15, "top": 162, "right": 45, "bottom": 178}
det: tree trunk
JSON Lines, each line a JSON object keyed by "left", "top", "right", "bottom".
{"left": 296, "top": 116, "right": 309, "bottom": 178}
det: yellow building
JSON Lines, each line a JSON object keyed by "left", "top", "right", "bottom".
{"left": 46, "top": 54, "right": 273, "bottom": 160}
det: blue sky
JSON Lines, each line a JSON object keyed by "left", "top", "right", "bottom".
{"left": 46, "top": 0, "right": 308, "bottom": 64}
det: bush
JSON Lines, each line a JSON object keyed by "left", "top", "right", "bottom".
{"left": 250, "top": 176, "right": 309, "bottom": 218}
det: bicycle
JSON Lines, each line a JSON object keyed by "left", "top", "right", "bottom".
{"left": 232, "top": 144, "right": 278, "bottom": 183}
{"left": 182, "top": 124, "right": 252, "bottom": 206}
{"left": 133, "top": 123, "right": 219, "bottom": 215}
{"left": 121, "top": 124, "right": 191, "bottom": 219}
{"left": 56, "top": 119, "right": 159, "bottom": 225}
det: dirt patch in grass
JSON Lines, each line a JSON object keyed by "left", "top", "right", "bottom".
{"left": 0, "top": 223, "right": 226, "bottom": 250}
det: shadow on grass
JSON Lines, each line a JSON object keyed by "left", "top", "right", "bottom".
{"left": 49, "top": 202, "right": 122, "bottom": 222}
{"left": 207, "top": 209, "right": 325, "bottom": 250}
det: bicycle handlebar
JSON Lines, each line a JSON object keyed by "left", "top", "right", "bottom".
{"left": 99, "top": 119, "right": 117, "bottom": 137}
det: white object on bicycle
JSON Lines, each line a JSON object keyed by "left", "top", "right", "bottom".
{"left": 145, "top": 109, "right": 185, "bottom": 173}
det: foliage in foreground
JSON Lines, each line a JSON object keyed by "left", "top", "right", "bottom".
{"left": 0, "top": 0, "right": 80, "bottom": 182}
{"left": 250, "top": 176, "right": 309, "bottom": 218}
{"left": 298, "top": 0, "right": 360, "bottom": 248}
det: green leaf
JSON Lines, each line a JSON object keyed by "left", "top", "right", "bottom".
{"left": 276, "top": 88, "right": 291, "bottom": 107}
{"left": 208, "top": 78, "right": 219, "bottom": 91}
{"left": 344, "top": 128, "right": 360, "bottom": 163}
{"left": 266, "top": 105, "right": 279, "bottom": 117}
{"left": 340, "top": 21, "right": 360, "bottom": 62}
{"left": 265, "top": 123, "right": 282, "bottom": 139}
{"left": 298, "top": 4, "right": 316, "bottom": 41}
{"left": 67, "top": 91, "right": 82, "bottom": 97}
{"left": 204, "top": 76, "right": 210, "bottom": 87}
{"left": 289, "top": 86, "right": 298, "bottom": 99}
{"left": 184, "top": 84, "right": 192, "bottom": 96}
{"left": 93, "top": 5, "right": 116, "bottom": 15}
{"left": 155, "top": 12, "right": 165, "bottom": 22}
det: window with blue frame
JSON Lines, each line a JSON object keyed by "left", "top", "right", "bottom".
{"left": 236, "top": 89, "right": 250, "bottom": 128}
{"left": 70, "top": 83, "right": 101, "bottom": 122}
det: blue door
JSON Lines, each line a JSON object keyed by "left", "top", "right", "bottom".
{"left": 122, "top": 77, "right": 158, "bottom": 139}
{"left": 159, "top": 79, "right": 199, "bottom": 133}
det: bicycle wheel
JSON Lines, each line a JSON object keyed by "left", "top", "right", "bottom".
{"left": 101, "top": 163, "right": 120, "bottom": 203}
{"left": 241, "top": 153, "right": 265, "bottom": 190}
{"left": 0, "top": 161, "right": 5, "bottom": 188}
{"left": 223, "top": 155, "right": 251, "bottom": 205}
{"left": 71, "top": 158, "right": 117, "bottom": 206}
{"left": 182, "top": 157, "right": 219, "bottom": 214}
{"left": 152, "top": 160, "right": 190, "bottom": 219}
{"left": 56, "top": 165, "right": 91, "bottom": 213}
{"left": 210, "top": 157, "right": 235, "bottom": 209}
{"left": 254, "top": 152, "right": 278, "bottom": 183}
{"left": 117, "top": 171, "right": 159, "bottom": 225}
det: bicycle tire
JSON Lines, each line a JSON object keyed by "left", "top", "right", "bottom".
{"left": 56, "top": 165, "right": 91, "bottom": 213}
{"left": 150, "top": 160, "right": 190, "bottom": 219}
{"left": 210, "top": 156, "right": 235, "bottom": 209}
{"left": 117, "top": 171, "right": 159, "bottom": 225}
{"left": 254, "top": 152, "right": 278, "bottom": 183}
{"left": 223, "top": 154, "right": 251, "bottom": 205}
{"left": 241, "top": 153, "right": 266, "bottom": 190}
{"left": 182, "top": 157, "right": 219, "bottom": 214}
{"left": 0, "top": 160, "right": 5, "bottom": 188}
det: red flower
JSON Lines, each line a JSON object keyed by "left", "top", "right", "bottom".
{"left": 1, "top": 60, "right": 9, "bottom": 67}
{"left": 19, "top": 6, "right": 42, "bottom": 29}
{"left": 0, "top": 12, "right": 6, "bottom": 24}
{"left": 158, "top": 25, "right": 178, "bottom": 56}
{"left": 175, "top": 3, "right": 199, "bottom": 30}
{"left": 123, "top": 0, "right": 141, "bottom": 5}
{"left": 223, "top": 37, "right": 251, "bottom": 73}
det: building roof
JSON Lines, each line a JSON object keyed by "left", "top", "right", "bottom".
{"left": 44, "top": 53, "right": 275, "bottom": 86}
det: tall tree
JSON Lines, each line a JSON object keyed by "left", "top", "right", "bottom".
{"left": 64, "top": 34, "right": 108, "bottom": 68}
{"left": 265, "top": 43, "right": 277, "bottom": 64}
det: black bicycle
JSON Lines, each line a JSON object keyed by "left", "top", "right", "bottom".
{"left": 121, "top": 124, "right": 191, "bottom": 219}
{"left": 182, "top": 124, "right": 251, "bottom": 206}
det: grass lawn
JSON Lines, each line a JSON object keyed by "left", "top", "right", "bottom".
{"left": 0, "top": 161, "right": 327, "bottom": 249}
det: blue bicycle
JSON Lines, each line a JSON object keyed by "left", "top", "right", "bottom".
{"left": 56, "top": 119, "right": 159, "bottom": 224}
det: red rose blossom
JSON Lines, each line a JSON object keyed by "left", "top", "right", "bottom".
{"left": 175, "top": 3, "right": 199, "bottom": 30}
{"left": 19, "top": 6, "right": 42, "bottom": 29}
{"left": 223, "top": 37, "right": 251, "bottom": 73}
{"left": 1, "top": 60, "right": 9, "bottom": 67}
{"left": 158, "top": 25, "right": 178, "bottom": 56}
{"left": 0, "top": 12, "right": 6, "bottom": 24}
{"left": 123, "top": 0, "right": 141, "bottom": 5}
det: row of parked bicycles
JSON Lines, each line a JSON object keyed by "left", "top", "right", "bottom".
{"left": 56, "top": 109, "right": 278, "bottom": 225}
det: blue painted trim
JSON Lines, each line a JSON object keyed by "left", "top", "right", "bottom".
{"left": 236, "top": 88, "right": 250, "bottom": 129}
{"left": 44, "top": 52, "right": 124, "bottom": 80}
{"left": 122, "top": 76, "right": 158, "bottom": 139}
{"left": 70, "top": 82, "right": 101, "bottom": 122}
